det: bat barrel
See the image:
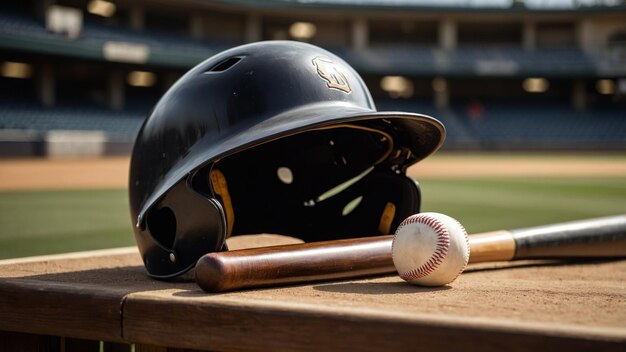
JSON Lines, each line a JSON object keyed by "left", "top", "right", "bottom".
{"left": 196, "top": 236, "right": 394, "bottom": 292}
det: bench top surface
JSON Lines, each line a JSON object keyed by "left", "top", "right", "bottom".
{"left": 1, "top": 235, "right": 625, "bottom": 350}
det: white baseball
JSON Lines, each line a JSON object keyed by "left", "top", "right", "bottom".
{"left": 392, "top": 212, "right": 470, "bottom": 286}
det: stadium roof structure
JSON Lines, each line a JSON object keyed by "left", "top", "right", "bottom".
{"left": 0, "top": 18, "right": 599, "bottom": 77}
{"left": 0, "top": 1, "right": 624, "bottom": 75}
{"left": 205, "top": 0, "right": 626, "bottom": 12}
{"left": 0, "top": 12, "right": 224, "bottom": 68}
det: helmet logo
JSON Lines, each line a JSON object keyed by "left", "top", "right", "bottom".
{"left": 312, "top": 57, "right": 352, "bottom": 94}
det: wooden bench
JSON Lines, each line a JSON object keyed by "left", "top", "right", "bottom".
{"left": 0, "top": 236, "right": 625, "bottom": 351}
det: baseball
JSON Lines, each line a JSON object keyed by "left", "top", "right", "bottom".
{"left": 392, "top": 212, "right": 470, "bottom": 286}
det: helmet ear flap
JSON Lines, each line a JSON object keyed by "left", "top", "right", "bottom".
{"left": 146, "top": 206, "right": 177, "bottom": 250}
{"left": 139, "top": 179, "right": 227, "bottom": 278}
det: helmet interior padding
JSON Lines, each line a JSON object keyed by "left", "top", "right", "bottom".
{"left": 204, "top": 123, "right": 421, "bottom": 242}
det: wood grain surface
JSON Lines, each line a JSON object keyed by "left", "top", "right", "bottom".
{"left": 0, "top": 235, "right": 625, "bottom": 351}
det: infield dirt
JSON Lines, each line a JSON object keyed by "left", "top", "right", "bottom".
{"left": 0, "top": 153, "right": 625, "bottom": 191}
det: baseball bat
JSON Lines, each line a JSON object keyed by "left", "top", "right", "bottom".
{"left": 196, "top": 214, "right": 626, "bottom": 292}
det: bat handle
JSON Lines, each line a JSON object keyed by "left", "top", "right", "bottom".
{"left": 196, "top": 236, "right": 395, "bottom": 293}
{"left": 468, "top": 215, "right": 626, "bottom": 263}
{"left": 511, "top": 215, "right": 626, "bottom": 259}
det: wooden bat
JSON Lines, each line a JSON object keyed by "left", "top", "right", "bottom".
{"left": 196, "top": 215, "right": 626, "bottom": 292}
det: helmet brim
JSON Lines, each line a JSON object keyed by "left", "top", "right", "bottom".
{"left": 136, "top": 103, "right": 445, "bottom": 225}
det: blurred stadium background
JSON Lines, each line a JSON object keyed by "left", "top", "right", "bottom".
{"left": 2, "top": 0, "right": 626, "bottom": 155}
{"left": 0, "top": 0, "right": 625, "bottom": 258}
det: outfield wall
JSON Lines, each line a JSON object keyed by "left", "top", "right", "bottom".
{"left": 1, "top": 128, "right": 625, "bottom": 158}
{"left": 0, "top": 130, "right": 133, "bottom": 158}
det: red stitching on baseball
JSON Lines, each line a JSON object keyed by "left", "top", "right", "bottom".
{"left": 395, "top": 214, "right": 450, "bottom": 281}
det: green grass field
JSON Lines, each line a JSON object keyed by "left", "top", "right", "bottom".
{"left": 0, "top": 189, "right": 133, "bottom": 258}
{"left": 0, "top": 169, "right": 625, "bottom": 259}
{"left": 419, "top": 177, "right": 626, "bottom": 233}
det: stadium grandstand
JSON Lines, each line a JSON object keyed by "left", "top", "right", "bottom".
{"left": 0, "top": 0, "right": 625, "bottom": 156}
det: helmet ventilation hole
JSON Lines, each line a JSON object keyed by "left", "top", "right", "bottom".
{"left": 147, "top": 206, "right": 176, "bottom": 250}
{"left": 342, "top": 196, "right": 363, "bottom": 216}
{"left": 206, "top": 57, "right": 242, "bottom": 73}
{"left": 277, "top": 167, "right": 294, "bottom": 184}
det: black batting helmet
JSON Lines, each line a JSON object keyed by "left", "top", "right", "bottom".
{"left": 129, "top": 41, "right": 445, "bottom": 278}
